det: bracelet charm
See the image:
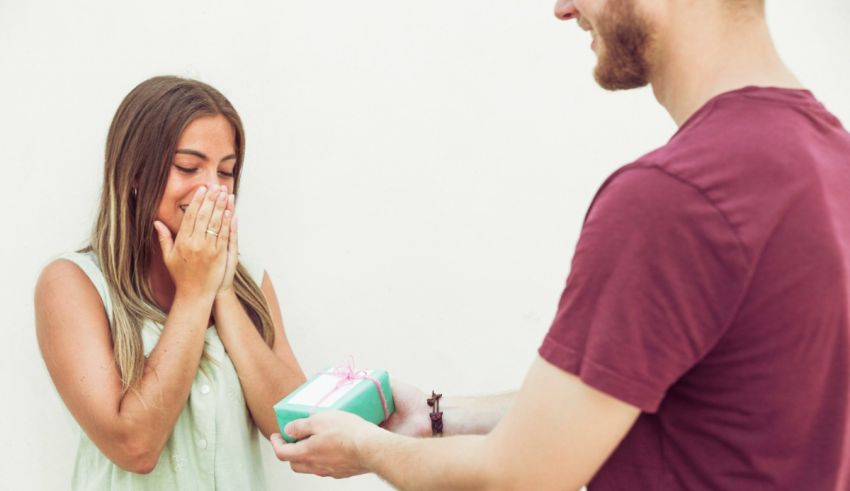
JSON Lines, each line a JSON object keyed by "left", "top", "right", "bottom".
{"left": 427, "top": 391, "right": 443, "bottom": 437}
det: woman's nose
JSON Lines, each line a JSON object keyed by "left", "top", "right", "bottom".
{"left": 554, "top": 0, "right": 578, "bottom": 20}
{"left": 203, "top": 174, "right": 227, "bottom": 194}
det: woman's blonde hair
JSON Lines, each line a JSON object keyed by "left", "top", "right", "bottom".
{"left": 86, "top": 76, "right": 275, "bottom": 394}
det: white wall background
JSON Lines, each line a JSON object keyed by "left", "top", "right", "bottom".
{"left": 1, "top": 1, "right": 848, "bottom": 489}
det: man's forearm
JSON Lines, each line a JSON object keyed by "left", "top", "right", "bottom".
{"left": 365, "top": 391, "right": 519, "bottom": 490}
{"left": 364, "top": 432, "right": 505, "bottom": 491}
{"left": 440, "top": 392, "right": 515, "bottom": 436}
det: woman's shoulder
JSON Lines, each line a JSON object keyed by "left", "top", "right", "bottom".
{"left": 41, "top": 251, "right": 105, "bottom": 289}
{"left": 36, "top": 250, "right": 112, "bottom": 321}
{"left": 39, "top": 251, "right": 99, "bottom": 284}
{"left": 52, "top": 249, "right": 100, "bottom": 270}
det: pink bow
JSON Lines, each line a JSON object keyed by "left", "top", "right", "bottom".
{"left": 313, "top": 358, "right": 390, "bottom": 422}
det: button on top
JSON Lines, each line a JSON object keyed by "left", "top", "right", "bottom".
{"left": 198, "top": 438, "right": 208, "bottom": 449}
{"left": 200, "top": 385, "right": 211, "bottom": 395}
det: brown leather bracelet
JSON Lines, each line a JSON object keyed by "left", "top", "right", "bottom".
{"left": 427, "top": 391, "right": 443, "bottom": 437}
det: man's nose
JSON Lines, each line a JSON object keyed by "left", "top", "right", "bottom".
{"left": 554, "top": 0, "right": 578, "bottom": 20}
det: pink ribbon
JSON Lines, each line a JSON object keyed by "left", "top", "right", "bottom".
{"left": 312, "top": 358, "right": 390, "bottom": 422}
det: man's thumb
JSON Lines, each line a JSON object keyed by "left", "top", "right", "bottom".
{"left": 284, "top": 418, "right": 313, "bottom": 441}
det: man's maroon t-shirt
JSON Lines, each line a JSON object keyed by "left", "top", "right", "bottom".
{"left": 539, "top": 87, "right": 850, "bottom": 490}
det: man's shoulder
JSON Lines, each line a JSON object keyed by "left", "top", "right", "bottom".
{"left": 645, "top": 88, "right": 847, "bottom": 177}
{"left": 589, "top": 88, "right": 850, "bottom": 264}
{"left": 614, "top": 109, "right": 828, "bottom": 213}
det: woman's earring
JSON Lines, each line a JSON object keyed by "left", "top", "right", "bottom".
{"left": 131, "top": 188, "right": 138, "bottom": 198}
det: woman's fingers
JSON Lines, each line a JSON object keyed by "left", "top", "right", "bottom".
{"left": 206, "top": 189, "right": 229, "bottom": 242}
{"left": 229, "top": 213, "right": 239, "bottom": 256}
{"left": 193, "top": 185, "right": 222, "bottom": 239}
{"left": 218, "top": 209, "right": 233, "bottom": 252}
{"left": 153, "top": 220, "right": 174, "bottom": 255}
{"left": 179, "top": 186, "right": 207, "bottom": 238}
{"left": 216, "top": 194, "right": 238, "bottom": 295}
{"left": 225, "top": 192, "right": 235, "bottom": 215}
{"left": 226, "top": 194, "right": 237, "bottom": 249}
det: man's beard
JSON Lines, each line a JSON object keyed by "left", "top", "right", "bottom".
{"left": 593, "top": 0, "right": 654, "bottom": 90}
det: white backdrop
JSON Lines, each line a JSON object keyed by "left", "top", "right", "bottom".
{"left": 1, "top": 1, "right": 848, "bottom": 489}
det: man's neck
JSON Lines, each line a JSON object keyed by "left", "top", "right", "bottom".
{"left": 649, "top": 8, "right": 803, "bottom": 127}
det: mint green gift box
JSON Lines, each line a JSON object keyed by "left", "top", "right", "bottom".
{"left": 274, "top": 367, "right": 395, "bottom": 443}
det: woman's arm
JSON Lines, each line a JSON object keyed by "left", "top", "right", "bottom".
{"left": 212, "top": 272, "right": 307, "bottom": 438}
{"left": 35, "top": 186, "right": 231, "bottom": 474}
{"left": 36, "top": 262, "right": 213, "bottom": 473}
{"left": 209, "top": 201, "right": 306, "bottom": 438}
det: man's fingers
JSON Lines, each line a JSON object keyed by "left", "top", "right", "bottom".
{"left": 153, "top": 221, "right": 173, "bottom": 254}
{"left": 291, "top": 462, "right": 320, "bottom": 475}
{"left": 285, "top": 417, "right": 314, "bottom": 441}
{"left": 270, "top": 433, "right": 292, "bottom": 458}
{"left": 271, "top": 433, "right": 312, "bottom": 464}
{"left": 270, "top": 433, "right": 286, "bottom": 447}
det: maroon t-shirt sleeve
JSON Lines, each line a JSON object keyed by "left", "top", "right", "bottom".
{"left": 539, "top": 166, "right": 749, "bottom": 412}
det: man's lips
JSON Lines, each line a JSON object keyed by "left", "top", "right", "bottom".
{"left": 576, "top": 17, "right": 596, "bottom": 50}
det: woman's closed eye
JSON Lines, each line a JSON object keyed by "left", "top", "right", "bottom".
{"left": 174, "top": 164, "right": 198, "bottom": 174}
{"left": 173, "top": 164, "right": 234, "bottom": 178}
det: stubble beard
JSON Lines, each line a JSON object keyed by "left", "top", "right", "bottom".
{"left": 593, "top": 0, "right": 654, "bottom": 91}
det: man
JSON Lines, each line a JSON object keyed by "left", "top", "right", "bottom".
{"left": 273, "top": 0, "right": 850, "bottom": 489}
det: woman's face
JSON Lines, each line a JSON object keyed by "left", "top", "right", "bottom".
{"left": 156, "top": 114, "right": 237, "bottom": 234}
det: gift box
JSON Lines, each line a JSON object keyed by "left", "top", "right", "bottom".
{"left": 274, "top": 362, "right": 395, "bottom": 443}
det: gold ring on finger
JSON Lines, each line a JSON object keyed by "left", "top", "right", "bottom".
{"left": 206, "top": 229, "right": 219, "bottom": 237}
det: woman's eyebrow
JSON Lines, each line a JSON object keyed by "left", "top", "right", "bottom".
{"left": 175, "top": 148, "right": 237, "bottom": 163}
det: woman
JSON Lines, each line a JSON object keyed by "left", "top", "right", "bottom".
{"left": 35, "top": 76, "right": 305, "bottom": 489}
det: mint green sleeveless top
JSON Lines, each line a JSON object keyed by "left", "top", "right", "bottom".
{"left": 60, "top": 251, "right": 267, "bottom": 491}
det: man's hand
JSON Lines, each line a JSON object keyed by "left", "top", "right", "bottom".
{"left": 381, "top": 380, "right": 431, "bottom": 437}
{"left": 271, "top": 411, "right": 383, "bottom": 479}
{"left": 270, "top": 359, "right": 639, "bottom": 490}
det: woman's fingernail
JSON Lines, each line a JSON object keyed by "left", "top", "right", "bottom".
{"left": 197, "top": 186, "right": 206, "bottom": 196}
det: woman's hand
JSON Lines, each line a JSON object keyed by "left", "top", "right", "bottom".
{"left": 153, "top": 184, "right": 234, "bottom": 300}
{"left": 216, "top": 193, "right": 238, "bottom": 299}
